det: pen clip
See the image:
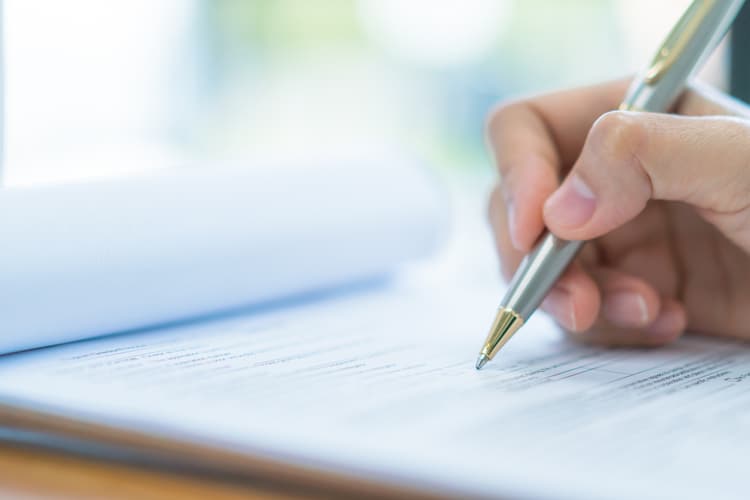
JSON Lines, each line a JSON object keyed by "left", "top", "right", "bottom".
{"left": 644, "top": 0, "right": 716, "bottom": 84}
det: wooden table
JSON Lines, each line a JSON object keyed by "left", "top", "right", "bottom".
{"left": 0, "top": 443, "right": 317, "bottom": 499}
{"left": 0, "top": 417, "right": 433, "bottom": 500}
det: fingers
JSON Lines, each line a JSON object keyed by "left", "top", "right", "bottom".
{"left": 542, "top": 111, "right": 750, "bottom": 244}
{"left": 589, "top": 267, "right": 661, "bottom": 329}
{"left": 486, "top": 79, "right": 630, "bottom": 251}
{"left": 540, "top": 262, "right": 600, "bottom": 332}
{"left": 486, "top": 104, "right": 560, "bottom": 252}
{"left": 487, "top": 79, "right": 630, "bottom": 168}
{"left": 572, "top": 299, "right": 686, "bottom": 348}
{"left": 490, "top": 186, "right": 609, "bottom": 340}
{"left": 543, "top": 265, "right": 687, "bottom": 347}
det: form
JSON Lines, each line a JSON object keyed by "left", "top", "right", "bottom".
{"left": 0, "top": 282, "right": 747, "bottom": 500}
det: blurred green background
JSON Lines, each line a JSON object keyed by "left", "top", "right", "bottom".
{"left": 5, "top": 0, "right": 724, "bottom": 184}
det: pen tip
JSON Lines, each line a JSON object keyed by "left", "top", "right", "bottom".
{"left": 475, "top": 354, "right": 489, "bottom": 370}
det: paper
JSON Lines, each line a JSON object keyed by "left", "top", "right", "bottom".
{"left": 0, "top": 282, "right": 747, "bottom": 500}
{"left": 0, "top": 158, "right": 443, "bottom": 353}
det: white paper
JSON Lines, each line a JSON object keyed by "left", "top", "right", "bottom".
{"left": 0, "top": 282, "right": 747, "bottom": 500}
{"left": 0, "top": 159, "right": 444, "bottom": 353}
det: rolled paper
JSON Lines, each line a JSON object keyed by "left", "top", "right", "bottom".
{"left": 0, "top": 159, "right": 444, "bottom": 353}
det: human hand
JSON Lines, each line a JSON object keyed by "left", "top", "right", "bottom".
{"left": 486, "top": 79, "right": 750, "bottom": 346}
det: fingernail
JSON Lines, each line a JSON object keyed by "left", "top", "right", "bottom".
{"left": 507, "top": 200, "right": 523, "bottom": 251}
{"left": 646, "top": 309, "right": 684, "bottom": 338}
{"left": 542, "top": 288, "right": 577, "bottom": 331}
{"left": 544, "top": 173, "right": 596, "bottom": 229}
{"left": 602, "top": 292, "right": 649, "bottom": 327}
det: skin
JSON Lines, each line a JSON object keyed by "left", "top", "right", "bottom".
{"left": 486, "top": 78, "right": 750, "bottom": 347}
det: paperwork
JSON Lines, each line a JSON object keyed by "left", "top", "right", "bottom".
{"left": 0, "top": 281, "right": 747, "bottom": 500}
{"left": 0, "top": 159, "right": 443, "bottom": 353}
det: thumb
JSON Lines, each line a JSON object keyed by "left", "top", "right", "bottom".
{"left": 542, "top": 110, "right": 750, "bottom": 241}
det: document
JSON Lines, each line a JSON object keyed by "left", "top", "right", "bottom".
{"left": 0, "top": 281, "right": 747, "bottom": 500}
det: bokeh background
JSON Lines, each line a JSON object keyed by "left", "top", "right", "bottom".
{"left": 4, "top": 0, "right": 726, "bottom": 185}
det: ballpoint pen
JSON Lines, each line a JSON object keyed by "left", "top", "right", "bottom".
{"left": 475, "top": 0, "right": 747, "bottom": 370}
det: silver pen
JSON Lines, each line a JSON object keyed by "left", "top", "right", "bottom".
{"left": 476, "top": 0, "right": 746, "bottom": 370}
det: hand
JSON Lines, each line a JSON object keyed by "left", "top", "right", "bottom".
{"left": 486, "top": 79, "right": 750, "bottom": 346}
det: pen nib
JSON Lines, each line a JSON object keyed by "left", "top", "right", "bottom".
{"left": 475, "top": 354, "right": 489, "bottom": 370}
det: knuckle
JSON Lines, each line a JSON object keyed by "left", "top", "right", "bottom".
{"left": 586, "top": 111, "right": 652, "bottom": 202}
{"left": 589, "top": 111, "right": 647, "bottom": 164}
{"left": 485, "top": 99, "right": 524, "bottom": 138}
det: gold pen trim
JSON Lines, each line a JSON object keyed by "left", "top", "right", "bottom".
{"left": 644, "top": 0, "right": 716, "bottom": 84}
{"left": 479, "top": 307, "right": 524, "bottom": 361}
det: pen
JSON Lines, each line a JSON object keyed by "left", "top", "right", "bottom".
{"left": 476, "top": 0, "right": 746, "bottom": 370}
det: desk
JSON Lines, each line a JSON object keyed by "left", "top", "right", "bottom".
{"left": 0, "top": 444, "right": 311, "bottom": 499}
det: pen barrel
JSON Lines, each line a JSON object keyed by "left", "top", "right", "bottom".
{"left": 623, "top": 0, "right": 746, "bottom": 113}
{"left": 500, "top": 234, "right": 583, "bottom": 320}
